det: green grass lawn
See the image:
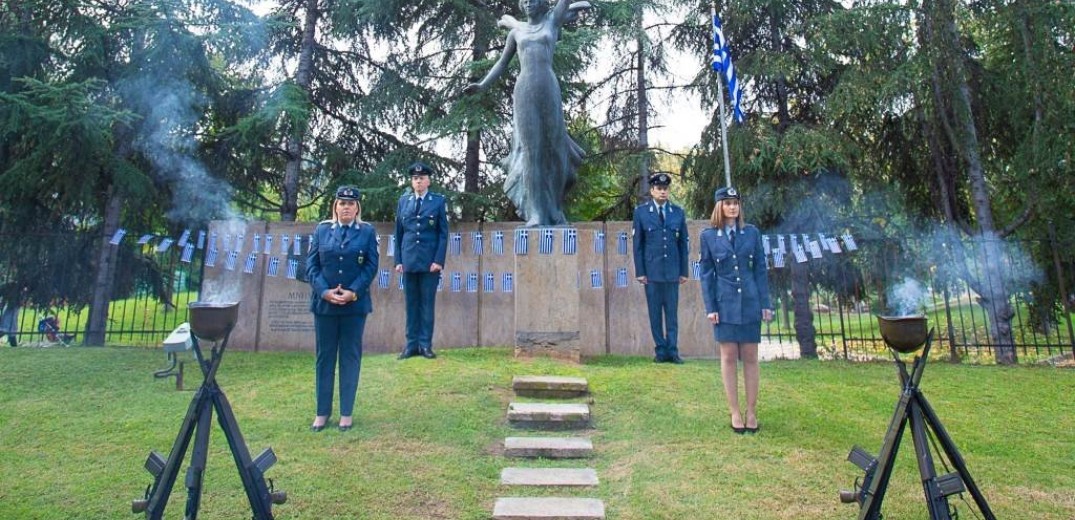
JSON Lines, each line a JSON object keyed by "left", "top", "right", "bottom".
{"left": 1, "top": 347, "right": 1072, "bottom": 519}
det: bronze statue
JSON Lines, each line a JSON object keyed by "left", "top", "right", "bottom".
{"left": 465, "top": 0, "right": 591, "bottom": 226}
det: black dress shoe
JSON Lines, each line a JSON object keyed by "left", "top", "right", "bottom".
{"left": 310, "top": 423, "right": 326, "bottom": 432}
{"left": 653, "top": 355, "right": 667, "bottom": 363}
{"left": 745, "top": 424, "right": 760, "bottom": 434}
{"left": 669, "top": 355, "right": 685, "bottom": 364}
{"left": 420, "top": 347, "right": 436, "bottom": 359}
{"left": 338, "top": 423, "right": 353, "bottom": 432}
{"left": 398, "top": 349, "right": 416, "bottom": 360}
{"left": 730, "top": 424, "right": 746, "bottom": 434}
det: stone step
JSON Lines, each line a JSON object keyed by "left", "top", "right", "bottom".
{"left": 507, "top": 402, "right": 591, "bottom": 430}
{"left": 504, "top": 437, "right": 593, "bottom": 459}
{"left": 501, "top": 467, "right": 599, "bottom": 487}
{"left": 492, "top": 497, "right": 605, "bottom": 520}
{"left": 512, "top": 375, "right": 589, "bottom": 398}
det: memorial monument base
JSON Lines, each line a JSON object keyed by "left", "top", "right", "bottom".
{"left": 514, "top": 235, "right": 580, "bottom": 362}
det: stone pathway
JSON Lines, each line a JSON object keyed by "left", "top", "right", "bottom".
{"left": 492, "top": 376, "right": 605, "bottom": 520}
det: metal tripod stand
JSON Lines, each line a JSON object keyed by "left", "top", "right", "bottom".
{"left": 132, "top": 303, "right": 285, "bottom": 519}
{"left": 841, "top": 329, "right": 995, "bottom": 520}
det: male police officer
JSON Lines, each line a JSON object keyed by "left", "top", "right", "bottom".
{"left": 632, "top": 172, "right": 690, "bottom": 363}
{"left": 394, "top": 162, "right": 449, "bottom": 360}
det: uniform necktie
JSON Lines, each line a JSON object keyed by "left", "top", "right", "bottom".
{"left": 415, "top": 196, "right": 423, "bottom": 216}
{"left": 658, "top": 205, "right": 665, "bottom": 224}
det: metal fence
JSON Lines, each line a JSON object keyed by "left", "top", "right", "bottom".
{"left": 1, "top": 228, "right": 1072, "bottom": 364}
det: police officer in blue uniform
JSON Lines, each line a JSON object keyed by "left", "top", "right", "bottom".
{"left": 632, "top": 172, "right": 690, "bottom": 364}
{"left": 699, "top": 186, "right": 773, "bottom": 434}
{"left": 306, "top": 186, "right": 378, "bottom": 432}
{"left": 394, "top": 162, "right": 449, "bottom": 360}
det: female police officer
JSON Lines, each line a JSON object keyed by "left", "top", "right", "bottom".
{"left": 699, "top": 187, "right": 773, "bottom": 434}
{"left": 306, "top": 186, "right": 378, "bottom": 432}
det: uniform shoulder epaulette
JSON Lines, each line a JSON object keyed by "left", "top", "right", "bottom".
{"left": 318, "top": 219, "right": 334, "bottom": 225}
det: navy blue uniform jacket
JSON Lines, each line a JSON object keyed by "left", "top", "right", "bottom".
{"left": 307, "top": 221, "right": 378, "bottom": 315}
{"left": 699, "top": 224, "right": 772, "bottom": 324}
{"left": 393, "top": 192, "right": 449, "bottom": 272}
{"left": 632, "top": 201, "right": 689, "bottom": 282}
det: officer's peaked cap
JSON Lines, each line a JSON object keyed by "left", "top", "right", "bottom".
{"left": 407, "top": 161, "right": 435, "bottom": 177}
{"left": 714, "top": 186, "right": 740, "bottom": 201}
{"left": 649, "top": 172, "right": 672, "bottom": 187}
{"left": 335, "top": 185, "right": 360, "bottom": 200}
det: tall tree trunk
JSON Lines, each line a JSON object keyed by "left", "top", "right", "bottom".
{"left": 791, "top": 258, "right": 817, "bottom": 358}
{"left": 462, "top": 27, "right": 489, "bottom": 222}
{"left": 768, "top": 3, "right": 790, "bottom": 132}
{"left": 925, "top": 0, "right": 1016, "bottom": 363}
{"left": 85, "top": 184, "right": 123, "bottom": 346}
{"left": 635, "top": 11, "right": 651, "bottom": 199}
{"left": 281, "top": 0, "right": 320, "bottom": 222}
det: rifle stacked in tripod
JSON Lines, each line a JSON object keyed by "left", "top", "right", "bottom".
{"left": 839, "top": 316, "right": 995, "bottom": 520}
{"left": 131, "top": 302, "right": 287, "bottom": 519}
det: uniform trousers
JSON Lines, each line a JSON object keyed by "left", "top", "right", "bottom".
{"left": 644, "top": 281, "right": 680, "bottom": 358}
{"left": 313, "top": 313, "right": 366, "bottom": 417}
{"left": 403, "top": 272, "right": 440, "bottom": 352}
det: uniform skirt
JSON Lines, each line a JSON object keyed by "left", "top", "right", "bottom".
{"left": 714, "top": 322, "right": 762, "bottom": 343}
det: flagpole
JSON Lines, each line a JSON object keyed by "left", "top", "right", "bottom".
{"left": 711, "top": 5, "right": 733, "bottom": 188}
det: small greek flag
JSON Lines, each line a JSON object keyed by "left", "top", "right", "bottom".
{"left": 539, "top": 229, "right": 554, "bottom": 255}
{"left": 712, "top": 12, "right": 745, "bottom": 123}
{"left": 827, "top": 235, "right": 842, "bottom": 254}
{"left": 473, "top": 232, "right": 484, "bottom": 256}
{"left": 514, "top": 229, "right": 529, "bottom": 255}
{"left": 791, "top": 237, "right": 808, "bottom": 264}
{"left": 806, "top": 235, "right": 823, "bottom": 259}
{"left": 196, "top": 230, "right": 206, "bottom": 249}
{"left": 467, "top": 273, "right": 478, "bottom": 293}
{"left": 252, "top": 233, "right": 261, "bottom": 254}
{"left": 616, "top": 268, "right": 629, "bottom": 288}
{"left": 286, "top": 258, "right": 299, "bottom": 279}
{"left": 137, "top": 234, "right": 154, "bottom": 245}
{"left": 503, "top": 273, "right": 514, "bottom": 293}
{"left": 180, "top": 244, "right": 195, "bottom": 263}
{"left": 437, "top": 275, "right": 444, "bottom": 292}
{"left": 243, "top": 252, "right": 257, "bottom": 273}
{"left": 293, "top": 234, "right": 302, "bottom": 256}
{"left": 692, "top": 260, "right": 701, "bottom": 280}
{"left": 387, "top": 235, "right": 395, "bottom": 257}
{"left": 109, "top": 228, "right": 127, "bottom": 245}
{"left": 563, "top": 229, "right": 577, "bottom": 255}
{"left": 617, "top": 232, "right": 628, "bottom": 255}
{"left": 206, "top": 248, "right": 218, "bottom": 267}
{"left": 208, "top": 232, "right": 217, "bottom": 251}
{"left": 266, "top": 256, "right": 280, "bottom": 277}
{"left": 307, "top": 234, "right": 314, "bottom": 253}
{"left": 773, "top": 249, "right": 785, "bottom": 268}
{"left": 224, "top": 250, "right": 238, "bottom": 271}
{"left": 375, "top": 234, "right": 381, "bottom": 246}
{"left": 223, "top": 234, "right": 233, "bottom": 253}
{"left": 450, "top": 272, "right": 461, "bottom": 292}
{"left": 280, "top": 235, "right": 290, "bottom": 255}
{"left": 398, "top": 274, "right": 405, "bottom": 290}
{"left": 378, "top": 270, "right": 390, "bottom": 289}
{"left": 235, "top": 234, "right": 245, "bottom": 253}
{"left": 777, "top": 235, "right": 786, "bottom": 254}
{"left": 263, "top": 234, "right": 273, "bottom": 255}
{"left": 177, "top": 229, "right": 191, "bottom": 248}
{"left": 157, "top": 238, "right": 174, "bottom": 253}
{"left": 762, "top": 235, "right": 771, "bottom": 256}
{"left": 484, "top": 273, "right": 496, "bottom": 293}
{"left": 493, "top": 231, "right": 505, "bottom": 255}
{"left": 450, "top": 233, "right": 462, "bottom": 256}
{"left": 594, "top": 231, "right": 605, "bottom": 254}
{"left": 842, "top": 232, "right": 858, "bottom": 251}
{"left": 590, "top": 269, "right": 603, "bottom": 289}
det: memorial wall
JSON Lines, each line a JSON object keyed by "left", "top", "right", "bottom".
{"left": 202, "top": 220, "right": 719, "bottom": 358}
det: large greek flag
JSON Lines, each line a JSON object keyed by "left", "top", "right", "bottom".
{"left": 712, "top": 13, "right": 745, "bottom": 123}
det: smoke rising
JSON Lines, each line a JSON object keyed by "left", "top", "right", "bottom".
{"left": 886, "top": 278, "right": 929, "bottom": 316}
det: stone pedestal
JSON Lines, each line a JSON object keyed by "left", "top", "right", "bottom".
{"left": 514, "top": 229, "right": 580, "bottom": 362}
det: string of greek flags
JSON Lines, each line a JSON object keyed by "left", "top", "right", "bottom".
{"left": 109, "top": 226, "right": 858, "bottom": 291}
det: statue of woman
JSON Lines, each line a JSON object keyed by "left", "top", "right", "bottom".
{"left": 465, "top": 0, "right": 591, "bottom": 227}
